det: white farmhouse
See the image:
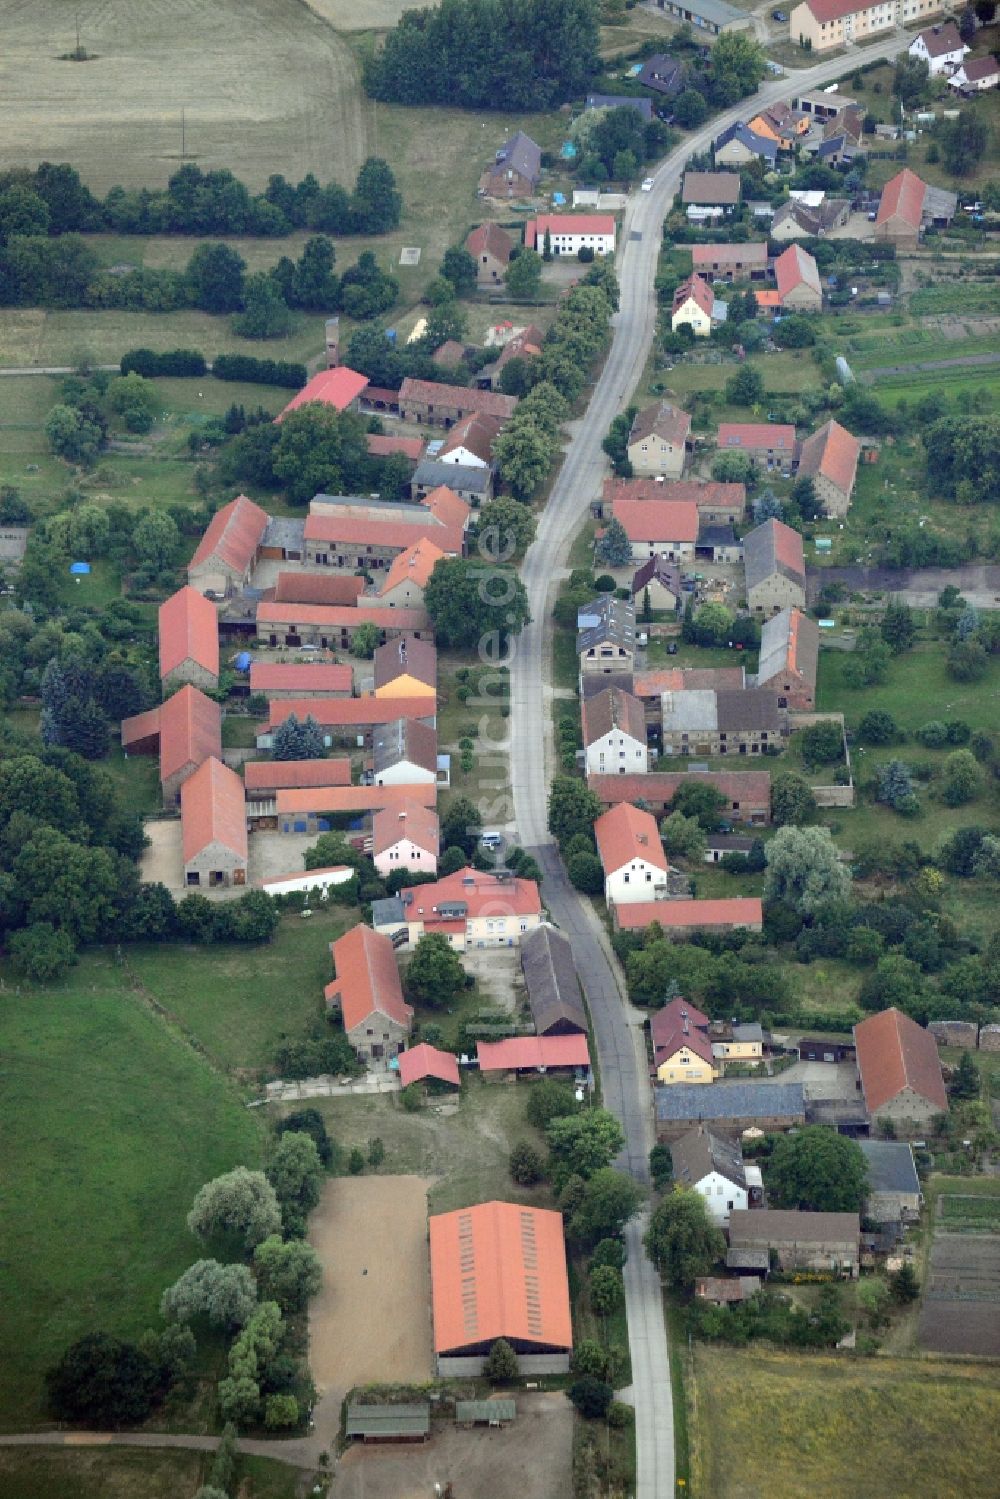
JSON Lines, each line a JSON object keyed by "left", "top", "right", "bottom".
{"left": 524, "top": 213, "right": 616, "bottom": 257}
{"left": 909, "top": 21, "right": 969, "bottom": 75}
{"left": 670, "top": 1123, "right": 755, "bottom": 1226}
{"left": 594, "top": 801, "right": 668, "bottom": 907}
{"left": 582, "top": 686, "right": 649, "bottom": 777}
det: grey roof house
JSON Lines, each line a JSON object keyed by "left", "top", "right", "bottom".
{"left": 727, "top": 1209, "right": 861, "bottom": 1277}
{"left": 480, "top": 131, "right": 542, "bottom": 197}
{"left": 637, "top": 54, "right": 687, "bottom": 98}
{"left": 714, "top": 121, "right": 778, "bottom": 165}
{"left": 520, "top": 923, "right": 588, "bottom": 1036}
{"left": 857, "top": 1139, "right": 921, "bottom": 1224}
{"left": 586, "top": 93, "right": 653, "bottom": 122}
{"left": 655, "top": 1080, "right": 805, "bottom": 1140}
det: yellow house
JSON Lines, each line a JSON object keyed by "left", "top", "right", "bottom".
{"left": 713, "top": 1025, "right": 764, "bottom": 1064}
{"left": 789, "top": 0, "right": 956, "bottom": 54}
{"left": 657, "top": 1044, "right": 718, "bottom": 1086}
{"left": 373, "top": 635, "right": 437, "bottom": 700}
{"left": 651, "top": 998, "right": 718, "bottom": 1085}
{"left": 671, "top": 274, "right": 714, "bottom": 339}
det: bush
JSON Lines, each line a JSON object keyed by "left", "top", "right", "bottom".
{"left": 46, "top": 1334, "right": 162, "bottom": 1427}
{"left": 212, "top": 353, "right": 307, "bottom": 388}
{"left": 484, "top": 1337, "right": 519, "bottom": 1382}
{"left": 347, "top": 1147, "right": 365, "bottom": 1175}
{"left": 509, "top": 1141, "right": 544, "bottom": 1185}
{"left": 526, "top": 1079, "right": 580, "bottom": 1129}
{"left": 120, "top": 347, "right": 207, "bottom": 377}
{"left": 569, "top": 1375, "right": 614, "bottom": 1419}
{"left": 590, "top": 1237, "right": 627, "bottom": 1272}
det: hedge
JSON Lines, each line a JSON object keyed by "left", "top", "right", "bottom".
{"left": 212, "top": 354, "right": 307, "bottom": 389}
{"left": 120, "top": 348, "right": 207, "bottom": 377}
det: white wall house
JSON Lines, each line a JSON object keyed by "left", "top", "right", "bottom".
{"left": 594, "top": 802, "right": 669, "bottom": 907}
{"left": 583, "top": 687, "right": 649, "bottom": 777}
{"left": 671, "top": 1125, "right": 753, "bottom": 1227}
{"left": 908, "top": 24, "right": 968, "bottom": 75}
{"left": 526, "top": 214, "right": 616, "bottom": 256}
{"left": 585, "top": 726, "right": 648, "bottom": 777}
{"left": 372, "top": 804, "right": 440, "bottom": 879}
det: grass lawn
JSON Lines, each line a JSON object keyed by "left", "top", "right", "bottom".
{"left": 816, "top": 643, "right": 1000, "bottom": 738}
{"left": 0, "top": 1449, "right": 299, "bottom": 1499}
{"left": 127, "top": 905, "right": 356, "bottom": 1073}
{"left": 0, "top": 956, "right": 262, "bottom": 1428}
{"left": 690, "top": 1345, "right": 1000, "bottom": 1499}
{"left": 281, "top": 1073, "right": 555, "bottom": 1217}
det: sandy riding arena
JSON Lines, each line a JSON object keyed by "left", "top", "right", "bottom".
{"left": 309, "top": 1175, "right": 434, "bottom": 1399}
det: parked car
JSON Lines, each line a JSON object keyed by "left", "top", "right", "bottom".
{"left": 772, "top": 9, "right": 787, "bottom": 19}
{"left": 641, "top": 177, "right": 654, "bottom": 192}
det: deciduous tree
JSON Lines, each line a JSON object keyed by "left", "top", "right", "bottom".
{"left": 645, "top": 1188, "right": 725, "bottom": 1290}
{"left": 766, "top": 1126, "right": 868, "bottom": 1213}
{"left": 187, "top": 1168, "right": 282, "bottom": 1251}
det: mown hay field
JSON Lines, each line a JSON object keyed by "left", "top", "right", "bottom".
{"left": 690, "top": 1346, "right": 1000, "bottom": 1499}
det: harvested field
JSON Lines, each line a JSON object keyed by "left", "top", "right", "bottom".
{"left": 0, "top": 0, "right": 369, "bottom": 192}
{"left": 920, "top": 1217, "right": 1000, "bottom": 1357}
{"left": 301, "top": 0, "right": 425, "bottom": 26}
{"left": 308, "top": 1176, "right": 434, "bottom": 1403}
{"left": 690, "top": 1346, "right": 1000, "bottom": 1498}
{"left": 334, "top": 1391, "right": 574, "bottom": 1499}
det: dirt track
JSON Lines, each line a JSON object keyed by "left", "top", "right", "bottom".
{"left": 308, "top": 1175, "right": 434, "bottom": 1402}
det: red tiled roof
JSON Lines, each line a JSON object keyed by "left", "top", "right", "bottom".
{"left": 465, "top": 222, "right": 516, "bottom": 262}
{"left": 650, "top": 997, "right": 715, "bottom": 1067}
{"left": 960, "top": 55, "right": 999, "bottom": 82}
{"left": 876, "top": 169, "right": 926, "bottom": 231}
{"left": 588, "top": 770, "right": 770, "bottom": 807}
{"left": 398, "top": 378, "right": 517, "bottom": 422}
{"left": 379, "top": 537, "right": 446, "bottom": 596}
{"left": 365, "top": 433, "right": 425, "bottom": 462}
{"left": 277, "top": 367, "right": 369, "bottom": 420}
{"left": 120, "top": 705, "right": 162, "bottom": 750}
{"left": 189, "top": 494, "right": 268, "bottom": 575}
{"left": 603, "top": 477, "right": 745, "bottom": 513}
{"left": 258, "top": 601, "right": 430, "bottom": 631}
{"left": 372, "top": 799, "right": 440, "bottom": 857}
{"left": 399, "top": 866, "right": 541, "bottom": 921}
{"left": 616, "top": 897, "right": 763, "bottom": 932}
{"left": 594, "top": 802, "right": 668, "bottom": 876}
{"left": 438, "top": 411, "right": 502, "bottom": 465}
{"left": 774, "top": 243, "right": 821, "bottom": 299}
{"left": 611, "top": 497, "right": 699, "bottom": 545}
{"left": 801, "top": 0, "right": 883, "bottom": 21}
{"left": 243, "top": 758, "right": 351, "bottom": 792}
{"left": 429, "top": 1201, "right": 572, "bottom": 1356}
{"left": 249, "top": 661, "right": 354, "bottom": 694}
{"left": 524, "top": 214, "right": 615, "bottom": 248}
{"left": 302, "top": 513, "right": 464, "bottom": 554}
{"left": 432, "top": 340, "right": 468, "bottom": 368}
{"left": 180, "top": 756, "right": 247, "bottom": 864}
{"left": 629, "top": 401, "right": 692, "bottom": 449}
{"left": 158, "top": 685, "right": 222, "bottom": 783}
{"left": 158, "top": 585, "right": 219, "bottom": 681}
{"left": 273, "top": 572, "right": 366, "bottom": 606}
{"left": 674, "top": 273, "right": 714, "bottom": 318}
{"left": 854, "top": 1007, "right": 948, "bottom": 1116}
{"left": 770, "top": 517, "right": 806, "bottom": 576}
{"left": 754, "top": 289, "right": 782, "bottom": 309}
{"left": 692, "top": 243, "right": 767, "bottom": 269}
{"left": 477, "top": 1035, "right": 590, "bottom": 1072}
{"left": 796, "top": 418, "right": 860, "bottom": 500}
{"left": 633, "top": 667, "right": 745, "bottom": 697}
{"left": 398, "top": 1043, "right": 460, "bottom": 1088}
{"left": 267, "top": 695, "right": 434, "bottom": 731}
{"left": 422, "top": 484, "right": 472, "bottom": 530}
{"left": 717, "top": 423, "right": 796, "bottom": 452}
{"left": 276, "top": 783, "right": 436, "bottom": 815}
{"left": 326, "top": 924, "right": 412, "bottom": 1034}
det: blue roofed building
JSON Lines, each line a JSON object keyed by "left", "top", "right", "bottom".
{"left": 655, "top": 1080, "right": 806, "bottom": 1141}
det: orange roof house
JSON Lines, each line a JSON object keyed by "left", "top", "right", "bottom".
{"left": 398, "top": 1043, "right": 460, "bottom": 1089}
{"left": 383, "top": 866, "right": 541, "bottom": 949}
{"left": 610, "top": 497, "right": 700, "bottom": 550}
{"left": 773, "top": 244, "right": 822, "bottom": 312}
{"left": 180, "top": 756, "right": 248, "bottom": 885}
{"left": 854, "top": 1008, "right": 947, "bottom": 1132}
{"left": 365, "top": 432, "right": 425, "bottom": 463}
{"left": 274, "top": 783, "right": 436, "bottom": 819}
{"left": 265, "top": 694, "right": 435, "bottom": 735}
{"left": 301, "top": 512, "right": 465, "bottom": 560}
{"left": 249, "top": 661, "right": 354, "bottom": 698}
{"left": 875, "top": 168, "right": 927, "bottom": 247}
{"left": 429, "top": 1201, "right": 573, "bottom": 1371}
{"left": 188, "top": 494, "right": 268, "bottom": 595}
{"left": 795, "top": 418, "right": 860, "bottom": 518}
{"left": 325, "top": 924, "right": 412, "bottom": 1065}
{"left": 158, "top": 585, "right": 220, "bottom": 689}
{"left": 123, "top": 684, "right": 222, "bottom": 803}
{"left": 379, "top": 537, "right": 446, "bottom": 606}
{"left": 372, "top": 800, "right": 440, "bottom": 859}
{"left": 595, "top": 801, "right": 668, "bottom": 879}
{"left": 276, "top": 366, "right": 369, "bottom": 419}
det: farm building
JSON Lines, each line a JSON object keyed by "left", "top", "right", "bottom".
{"left": 158, "top": 585, "right": 219, "bottom": 691}
{"left": 397, "top": 378, "right": 517, "bottom": 429}
{"left": 654, "top": 1080, "right": 806, "bottom": 1141}
{"left": 378, "top": 537, "right": 446, "bottom": 610}
{"left": 616, "top": 897, "right": 764, "bottom": 936}
{"left": 373, "top": 635, "right": 437, "bottom": 699}
{"left": 187, "top": 494, "right": 268, "bottom": 598}
{"left": 122, "top": 684, "right": 222, "bottom": 806}
{"left": 477, "top": 1034, "right": 590, "bottom": 1077}
{"left": 411, "top": 459, "right": 492, "bottom": 508}
{"left": 587, "top": 768, "right": 770, "bottom": 824}
{"left": 655, "top": 0, "right": 752, "bottom": 35}
{"left": 520, "top": 923, "right": 588, "bottom": 1036}
{"left": 582, "top": 685, "right": 649, "bottom": 777}
{"left": 743, "top": 518, "right": 806, "bottom": 615}
{"left": 660, "top": 687, "right": 785, "bottom": 759}
{"left": 256, "top": 602, "right": 430, "bottom": 651}
{"left": 325, "top": 923, "right": 412, "bottom": 1067}
{"left": 854, "top": 1007, "right": 948, "bottom": 1135}
{"left": 345, "top": 1403, "right": 430, "bottom": 1443}
{"left": 857, "top": 1139, "right": 922, "bottom": 1225}
{"left": 272, "top": 572, "right": 366, "bottom": 607}
{"left": 268, "top": 782, "right": 436, "bottom": 835}
{"left": 795, "top": 418, "right": 860, "bottom": 517}
{"left": 248, "top": 661, "right": 353, "bottom": 700}
{"left": 181, "top": 757, "right": 248, "bottom": 889}
{"left": 372, "top": 800, "right": 440, "bottom": 879}
{"left": 301, "top": 512, "right": 464, "bottom": 573}
{"left": 691, "top": 241, "right": 768, "bottom": 281}
{"left": 277, "top": 366, "right": 369, "bottom": 420}
{"left": 243, "top": 759, "right": 351, "bottom": 798}
{"left": 429, "top": 1201, "right": 573, "bottom": 1375}
{"left": 455, "top": 1400, "right": 516, "bottom": 1427}
{"left": 465, "top": 222, "right": 516, "bottom": 285}
{"left": 754, "top": 607, "right": 819, "bottom": 710}
{"left": 727, "top": 1209, "right": 861, "bottom": 1277}
{"left": 716, "top": 423, "right": 797, "bottom": 471}
{"left": 258, "top": 695, "right": 434, "bottom": 751}
{"left": 773, "top": 244, "right": 822, "bottom": 313}
{"left": 609, "top": 496, "right": 699, "bottom": 562}
{"left": 602, "top": 477, "right": 746, "bottom": 526}
{"left": 397, "top": 1043, "right": 460, "bottom": 1090}
{"left": 365, "top": 433, "right": 425, "bottom": 465}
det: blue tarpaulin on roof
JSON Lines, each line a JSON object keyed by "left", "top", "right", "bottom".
{"left": 69, "top": 561, "right": 90, "bottom": 575}
{"left": 235, "top": 652, "right": 252, "bottom": 672}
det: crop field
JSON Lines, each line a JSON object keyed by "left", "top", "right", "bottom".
{"left": 689, "top": 1346, "right": 1000, "bottom": 1499}
{"left": 910, "top": 283, "right": 1000, "bottom": 317}
{"left": 0, "top": 1449, "right": 299, "bottom": 1499}
{"left": 0, "top": 0, "right": 369, "bottom": 193}
{"left": 939, "top": 1193, "right": 1000, "bottom": 1229}
{"left": 301, "top": 0, "right": 424, "bottom": 27}
{"left": 0, "top": 959, "right": 262, "bottom": 1427}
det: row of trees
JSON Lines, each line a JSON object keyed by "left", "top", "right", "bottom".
{"left": 0, "top": 232, "right": 398, "bottom": 324}
{"left": 0, "top": 157, "right": 401, "bottom": 242}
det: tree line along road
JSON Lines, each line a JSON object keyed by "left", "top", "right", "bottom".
{"left": 507, "top": 30, "right": 914, "bottom": 1499}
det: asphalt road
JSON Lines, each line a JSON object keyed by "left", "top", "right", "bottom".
{"left": 507, "top": 31, "right": 911, "bottom": 1499}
